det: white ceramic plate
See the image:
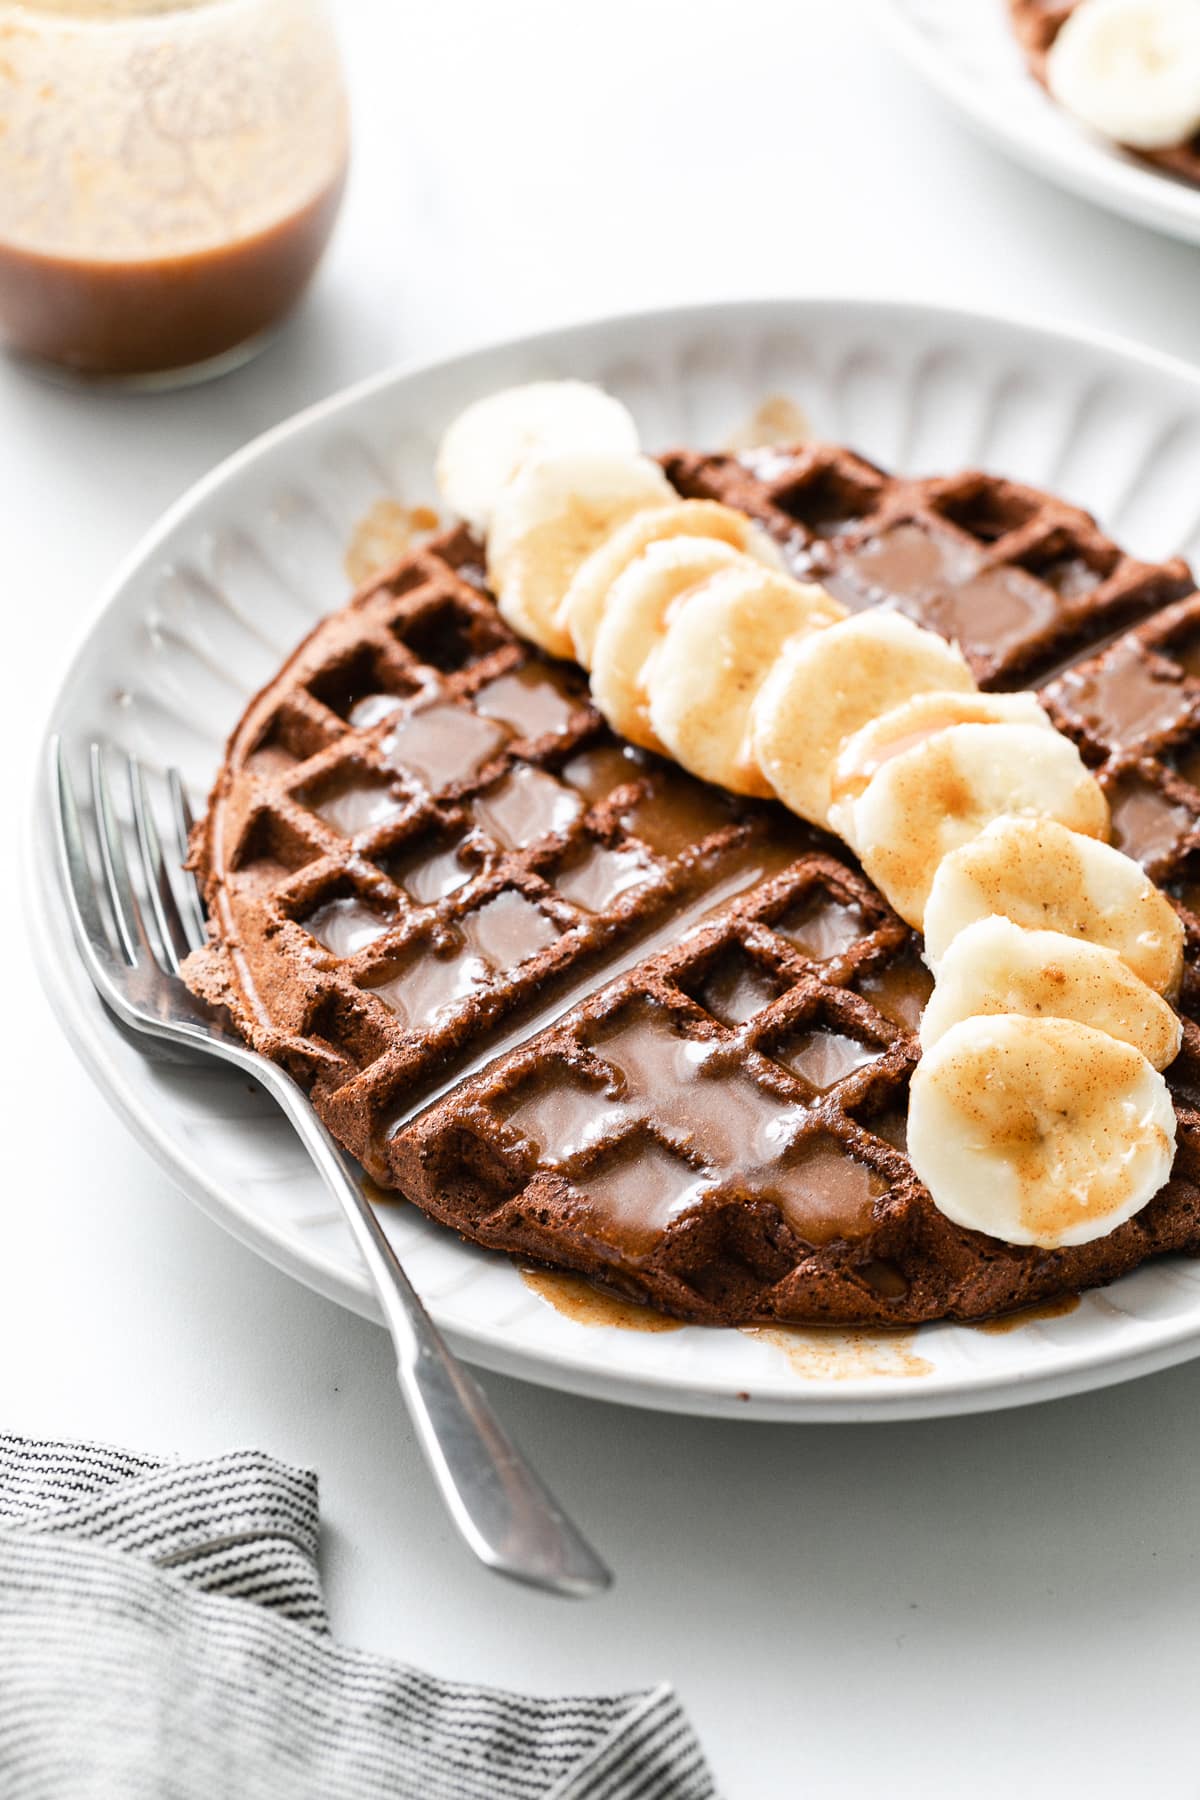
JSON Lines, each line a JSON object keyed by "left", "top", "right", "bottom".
{"left": 881, "top": 0, "right": 1200, "bottom": 247}
{"left": 30, "top": 297, "right": 1200, "bottom": 1421}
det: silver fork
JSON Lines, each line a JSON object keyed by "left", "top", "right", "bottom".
{"left": 51, "top": 737, "right": 611, "bottom": 1599}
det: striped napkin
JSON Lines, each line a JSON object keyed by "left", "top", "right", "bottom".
{"left": 0, "top": 1433, "right": 715, "bottom": 1799}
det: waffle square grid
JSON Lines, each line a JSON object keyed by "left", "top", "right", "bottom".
{"left": 187, "top": 447, "right": 1200, "bottom": 1327}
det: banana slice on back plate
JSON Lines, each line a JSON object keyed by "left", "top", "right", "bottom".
{"left": 1046, "top": 0, "right": 1200, "bottom": 151}
{"left": 644, "top": 563, "right": 845, "bottom": 796}
{"left": 487, "top": 451, "right": 675, "bottom": 657}
{"left": 751, "top": 611, "right": 977, "bottom": 829}
{"left": 559, "top": 500, "right": 783, "bottom": 669}
{"left": 920, "top": 915, "right": 1182, "bottom": 1071}
{"left": 924, "top": 815, "right": 1185, "bottom": 997}
{"left": 436, "top": 380, "right": 640, "bottom": 533}
{"left": 828, "top": 689, "right": 1055, "bottom": 837}
{"left": 848, "top": 722, "right": 1109, "bottom": 931}
{"left": 909, "top": 1014, "right": 1176, "bottom": 1249}
{"left": 589, "top": 537, "right": 749, "bottom": 751}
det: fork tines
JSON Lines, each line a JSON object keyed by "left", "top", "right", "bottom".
{"left": 54, "top": 739, "right": 207, "bottom": 996}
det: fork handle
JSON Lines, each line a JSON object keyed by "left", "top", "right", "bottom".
{"left": 259, "top": 1065, "right": 611, "bottom": 1598}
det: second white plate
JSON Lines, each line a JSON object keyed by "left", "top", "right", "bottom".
{"left": 29, "top": 296, "right": 1200, "bottom": 1421}
{"left": 881, "top": 0, "right": 1200, "bottom": 247}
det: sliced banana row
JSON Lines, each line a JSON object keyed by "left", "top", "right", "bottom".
{"left": 437, "top": 380, "right": 641, "bottom": 534}
{"left": 921, "top": 916, "right": 1181, "bottom": 1069}
{"left": 466, "top": 389, "right": 844, "bottom": 792}
{"left": 909, "top": 813, "right": 1182, "bottom": 1245}
{"left": 436, "top": 381, "right": 1186, "bottom": 1252}
{"left": 590, "top": 536, "right": 749, "bottom": 753}
{"left": 562, "top": 499, "right": 784, "bottom": 669}
{"left": 925, "top": 817, "right": 1184, "bottom": 999}
{"left": 754, "top": 613, "right": 976, "bottom": 837}
{"left": 648, "top": 563, "right": 845, "bottom": 797}
{"left": 909, "top": 1016, "right": 1177, "bottom": 1251}
{"left": 487, "top": 450, "right": 676, "bottom": 658}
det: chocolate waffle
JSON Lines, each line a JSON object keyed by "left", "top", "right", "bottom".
{"left": 187, "top": 446, "right": 1200, "bottom": 1326}
{"left": 1008, "top": 0, "right": 1200, "bottom": 186}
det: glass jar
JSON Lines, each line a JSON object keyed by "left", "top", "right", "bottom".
{"left": 0, "top": 0, "right": 349, "bottom": 383}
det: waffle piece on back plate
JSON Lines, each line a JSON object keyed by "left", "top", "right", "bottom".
{"left": 187, "top": 449, "right": 1200, "bottom": 1326}
{"left": 1008, "top": 0, "right": 1200, "bottom": 187}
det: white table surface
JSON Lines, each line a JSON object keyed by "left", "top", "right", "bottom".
{"left": 7, "top": 4, "right": 1200, "bottom": 1793}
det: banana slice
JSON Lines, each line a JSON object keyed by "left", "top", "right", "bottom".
{"left": 559, "top": 500, "right": 784, "bottom": 670}
{"left": 590, "top": 538, "right": 748, "bottom": 750}
{"left": 848, "top": 723, "right": 1109, "bottom": 930}
{"left": 436, "top": 381, "right": 639, "bottom": 533}
{"left": 924, "top": 815, "right": 1185, "bottom": 997}
{"left": 908, "top": 1015, "right": 1176, "bottom": 1249}
{"left": 1046, "top": 0, "right": 1200, "bottom": 151}
{"left": 751, "top": 611, "right": 976, "bottom": 829}
{"left": 487, "top": 451, "right": 674, "bottom": 657}
{"left": 920, "top": 915, "right": 1181, "bottom": 1071}
{"left": 645, "top": 563, "right": 845, "bottom": 796}
{"left": 828, "top": 690, "right": 1054, "bottom": 837}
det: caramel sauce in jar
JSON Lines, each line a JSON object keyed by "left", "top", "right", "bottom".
{"left": 0, "top": 0, "right": 349, "bottom": 380}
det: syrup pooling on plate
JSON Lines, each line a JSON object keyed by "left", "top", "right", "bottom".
{"left": 520, "top": 1267, "right": 686, "bottom": 1331}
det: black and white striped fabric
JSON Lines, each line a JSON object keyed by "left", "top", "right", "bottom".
{"left": 0, "top": 1433, "right": 716, "bottom": 1800}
